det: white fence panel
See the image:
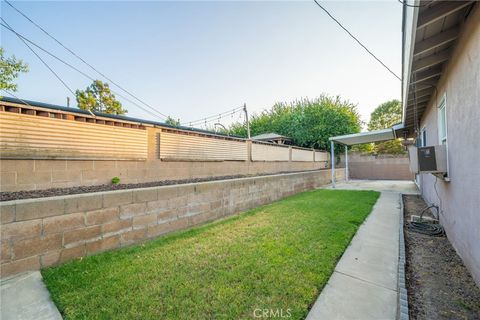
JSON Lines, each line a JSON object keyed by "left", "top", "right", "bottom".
{"left": 251, "top": 142, "right": 290, "bottom": 161}
{"left": 291, "top": 148, "right": 313, "bottom": 162}
{"left": 159, "top": 129, "right": 247, "bottom": 161}
{"left": 314, "top": 151, "right": 329, "bottom": 162}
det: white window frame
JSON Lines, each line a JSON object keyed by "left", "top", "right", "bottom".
{"left": 420, "top": 127, "right": 427, "bottom": 147}
{"left": 438, "top": 94, "right": 447, "bottom": 145}
{"left": 415, "top": 126, "right": 427, "bottom": 188}
{"left": 437, "top": 93, "right": 450, "bottom": 180}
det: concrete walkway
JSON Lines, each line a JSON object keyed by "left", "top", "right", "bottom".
{"left": 307, "top": 180, "right": 418, "bottom": 320}
{"left": 1, "top": 272, "right": 62, "bottom": 320}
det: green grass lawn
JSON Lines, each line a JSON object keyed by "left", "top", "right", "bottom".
{"left": 42, "top": 189, "right": 379, "bottom": 320}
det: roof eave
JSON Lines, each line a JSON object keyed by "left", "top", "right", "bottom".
{"left": 401, "top": 0, "right": 420, "bottom": 127}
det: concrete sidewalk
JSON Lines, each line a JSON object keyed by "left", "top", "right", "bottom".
{"left": 307, "top": 180, "right": 417, "bottom": 320}
{"left": 1, "top": 271, "right": 62, "bottom": 320}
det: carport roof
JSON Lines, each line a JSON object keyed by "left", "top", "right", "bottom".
{"left": 329, "top": 124, "right": 403, "bottom": 146}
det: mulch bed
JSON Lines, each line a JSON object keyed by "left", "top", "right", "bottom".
{"left": 403, "top": 195, "right": 480, "bottom": 319}
{"left": 0, "top": 169, "right": 322, "bottom": 202}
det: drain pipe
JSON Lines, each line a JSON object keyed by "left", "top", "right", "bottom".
{"left": 331, "top": 140, "right": 335, "bottom": 188}
{"left": 345, "top": 145, "right": 349, "bottom": 182}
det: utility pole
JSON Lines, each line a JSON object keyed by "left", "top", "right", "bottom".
{"left": 66, "top": 97, "right": 70, "bottom": 107}
{"left": 243, "top": 103, "right": 251, "bottom": 139}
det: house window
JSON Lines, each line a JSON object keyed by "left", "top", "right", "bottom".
{"left": 416, "top": 127, "right": 426, "bottom": 147}
{"left": 438, "top": 95, "right": 447, "bottom": 145}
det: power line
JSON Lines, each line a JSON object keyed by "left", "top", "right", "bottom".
{"left": 182, "top": 106, "right": 243, "bottom": 126}
{"left": 184, "top": 110, "right": 241, "bottom": 127}
{"left": 0, "top": 22, "right": 167, "bottom": 121}
{"left": 0, "top": 18, "right": 76, "bottom": 96}
{"left": 186, "top": 107, "right": 243, "bottom": 126}
{"left": 182, "top": 106, "right": 244, "bottom": 126}
{"left": 312, "top": 0, "right": 401, "bottom": 81}
{"left": 1, "top": 89, "right": 35, "bottom": 108}
{"left": 4, "top": 0, "right": 170, "bottom": 120}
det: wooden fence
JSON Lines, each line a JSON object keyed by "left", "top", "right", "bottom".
{"left": 159, "top": 128, "right": 248, "bottom": 161}
{"left": 0, "top": 108, "right": 147, "bottom": 160}
{"left": 251, "top": 141, "right": 290, "bottom": 161}
{"left": 0, "top": 101, "right": 328, "bottom": 163}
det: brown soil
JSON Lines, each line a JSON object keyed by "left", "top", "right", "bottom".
{"left": 403, "top": 195, "right": 480, "bottom": 320}
{"left": 0, "top": 169, "right": 322, "bottom": 202}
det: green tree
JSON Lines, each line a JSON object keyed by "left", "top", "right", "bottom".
{"left": 76, "top": 80, "right": 127, "bottom": 115}
{"left": 229, "top": 95, "right": 362, "bottom": 154}
{"left": 368, "top": 99, "right": 405, "bottom": 154}
{"left": 165, "top": 116, "right": 180, "bottom": 126}
{"left": 0, "top": 47, "right": 28, "bottom": 95}
{"left": 351, "top": 143, "right": 375, "bottom": 154}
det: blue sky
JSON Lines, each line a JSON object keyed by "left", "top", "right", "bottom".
{"left": 1, "top": 1, "right": 402, "bottom": 128}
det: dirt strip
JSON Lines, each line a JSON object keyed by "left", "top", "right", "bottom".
{"left": 1, "top": 169, "right": 325, "bottom": 201}
{"left": 403, "top": 195, "right": 480, "bottom": 320}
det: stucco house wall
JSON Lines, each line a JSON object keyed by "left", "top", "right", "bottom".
{"left": 418, "top": 6, "right": 480, "bottom": 285}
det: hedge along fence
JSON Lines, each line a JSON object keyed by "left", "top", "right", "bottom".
{"left": 0, "top": 169, "right": 345, "bottom": 277}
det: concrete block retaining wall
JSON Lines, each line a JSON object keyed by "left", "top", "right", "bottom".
{"left": 0, "top": 169, "right": 344, "bottom": 277}
{"left": 0, "top": 159, "right": 328, "bottom": 192}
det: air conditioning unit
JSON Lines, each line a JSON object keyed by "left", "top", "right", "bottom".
{"left": 408, "top": 145, "right": 447, "bottom": 174}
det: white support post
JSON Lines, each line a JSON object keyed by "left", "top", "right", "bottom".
{"left": 345, "top": 145, "right": 349, "bottom": 182}
{"left": 331, "top": 141, "right": 335, "bottom": 188}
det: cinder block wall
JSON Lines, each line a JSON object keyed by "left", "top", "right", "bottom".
{"left": 0, "top": 169, "right": 344, "bottom": 277}
{"left": 341, "top": 153, "right": 413, "bottom": 180}
{"left": 0, "top": 159, "right": 326, "bottom": 192}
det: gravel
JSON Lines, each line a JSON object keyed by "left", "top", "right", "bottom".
{"left": 0, "top": 169, "right": 322, "bottom": 201}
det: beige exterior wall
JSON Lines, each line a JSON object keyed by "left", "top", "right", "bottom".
{"left": 0, "top": 169, "right": 344, "bottom": 277}
{"left": 417, "top": 6, "right": 480, "bottom": 285}
{"left": 342, "top": 153, "right": 413, "bottom": 180}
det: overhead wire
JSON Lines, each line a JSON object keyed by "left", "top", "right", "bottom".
{"left": 0, "top": 18, "right": 76, "bottom": 97}
{"left": 4, "top": 0, "right": 170, "bottom": 120}
{"left": 0, "top": 21, "right": 166, "bottom": 121}
{"left": 1, "top": 89, "right": 34, "bottom": 108}
{"left": 182, "top": 106, "right": 244, "bottom": 126}
{"left": 1, "top": 17, "right": 245, "bottom": 127}
{"left": 312, "top": 0, "right": 401, "bottom": 81}
{"left": 184, "top": 106, "right": 243, "bottom": 125}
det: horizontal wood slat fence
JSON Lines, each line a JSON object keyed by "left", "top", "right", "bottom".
{"left": 159, "top": 129, "right": 248, "bottom": 161}
{"left": 0, "top": 111, "right": 147, "bottom": 160}
{"left": 0, "top": 101, "right": 329, "bottom": 191}
{"left": 251, "top": 141, "right": 290, "bottom": 162}
{"left": 0, "top": 106, "right": 328, "bottom": 163}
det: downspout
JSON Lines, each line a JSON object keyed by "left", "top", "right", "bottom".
{"left": 331, "top": 140, "right": 335, "bottom": 188}
{"left": 345, "top": 145, "right": 349, "bottom": 182}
